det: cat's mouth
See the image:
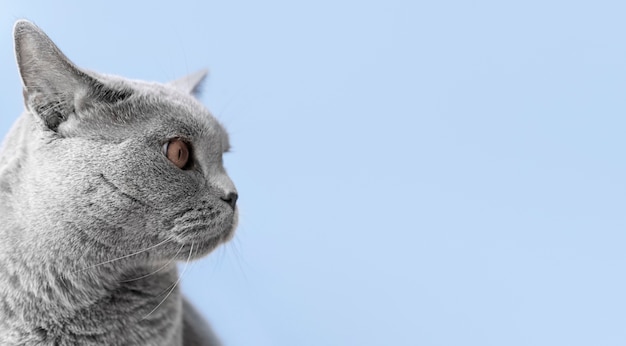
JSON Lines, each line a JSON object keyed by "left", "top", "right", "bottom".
{"left": 167, "top": 205, "right": 238, "bottom": 258}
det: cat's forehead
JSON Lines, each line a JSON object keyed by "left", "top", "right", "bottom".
{"left": 123, "top": 79, "right": 229, "bottom": 148}
{"left": 133, "top": 82, "right": 216, "bottom": 126}
{"left": 61, "top": 73, "right": 229, "bottom": 152}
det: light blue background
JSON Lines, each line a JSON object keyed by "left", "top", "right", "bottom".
{"left": 2, "top": 1, "right": 626, "bottom": 345}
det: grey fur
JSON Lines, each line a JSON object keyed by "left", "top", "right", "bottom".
{"left": 0, "top": 20, "right": 238, "bottom": 346}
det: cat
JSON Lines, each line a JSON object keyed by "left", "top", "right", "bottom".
{"left": 0, "top": 20, "right": 238, "bottom": 346}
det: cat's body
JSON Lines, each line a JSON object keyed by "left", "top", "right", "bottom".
{"left": 0, "top": 21, "right": 237, "bottom": 345}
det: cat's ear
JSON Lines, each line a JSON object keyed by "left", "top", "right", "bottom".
{"left": 13, "top": 20, "right": 130, "bottom": 131}
{"left": 168, "top": 69, "right": 208, "bottom": 96}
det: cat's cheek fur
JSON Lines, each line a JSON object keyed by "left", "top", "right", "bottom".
{"left": 103, "top": 141, "right": 236, "bottom": 251}
{"left": 74, "top": 138, "right": 237, "bottom": 260}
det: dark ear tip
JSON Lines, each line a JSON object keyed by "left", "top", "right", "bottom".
{"left": 168, "top": 69, "right": 210, "bottom": 96}
{"left": 198, "top": 68, "right": 210, "bottom": 79}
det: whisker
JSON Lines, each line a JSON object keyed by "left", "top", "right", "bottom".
{"left": 142, "top": 242, "right": 194, "bottom": 320}
{"left": 228, "top": 236, "right": 250, "bottom": 285}
{"left": 233, "top": 238, "right": 248, "bottom": 272}
{"left": 119, "top": 244, "right": 185, "bottom": 283}
{"left": 73, "top": 236, "right": 175, "bottom": 273}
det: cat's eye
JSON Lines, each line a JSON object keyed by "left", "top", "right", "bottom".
{"left": 163, "top": 138, "right": 191, "bottom": 169}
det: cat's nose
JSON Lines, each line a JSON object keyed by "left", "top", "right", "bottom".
{"left": 221, "top": 192, "right": 238, "bottom": 210}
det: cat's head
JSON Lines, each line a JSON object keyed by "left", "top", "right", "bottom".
{"left": 11, "top": 20, "right": 237, "bottom": 263}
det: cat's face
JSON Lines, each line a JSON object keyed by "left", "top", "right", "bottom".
{"left": 11, "top": 21, "right": 237, "bottom": 263}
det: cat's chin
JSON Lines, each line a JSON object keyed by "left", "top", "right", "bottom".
{"left": 175, "top": 235, "right": 231, "bottom": 260}
{"left": 172, "top": 218, "right": 238, "bottom": 260}
{"left": 180, "top": 239, "right": 223, "bottom": 260}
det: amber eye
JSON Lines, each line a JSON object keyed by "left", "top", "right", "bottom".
{"left": 163, "top": 138, "right": 191, "bottom": 169}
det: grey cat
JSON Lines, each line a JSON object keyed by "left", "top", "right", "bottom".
{"left": 0, "top": 20, "right": 238, "bottom": 345}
